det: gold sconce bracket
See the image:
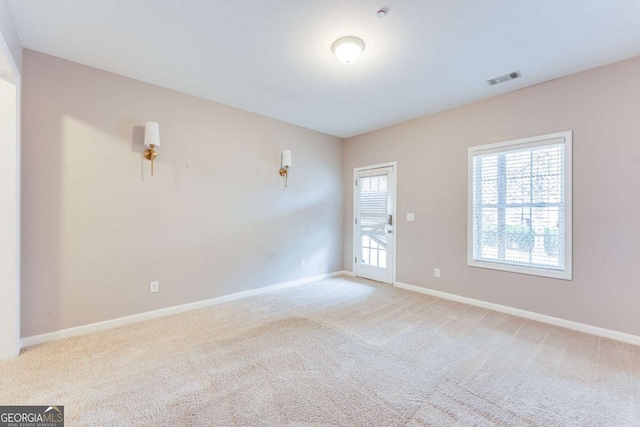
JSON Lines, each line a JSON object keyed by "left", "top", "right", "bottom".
{"left": 279, "top": 167, "right": 289, "bottom": 187}
{"left": 144, "top": 144, "right": 158, "bottom": 176}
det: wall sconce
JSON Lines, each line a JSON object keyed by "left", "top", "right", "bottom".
{"left": 143, "top": 121, "right": 160, "bottom": 176}
{"left": 279, "top": 150, "right": 292, "bottom": 188}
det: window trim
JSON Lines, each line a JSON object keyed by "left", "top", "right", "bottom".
{"left": 467, "top": 131, "right": 573, "bottom": 280}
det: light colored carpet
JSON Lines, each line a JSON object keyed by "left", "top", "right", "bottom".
{"left": 1, "top": 276, "right": 639, "bottom": 426}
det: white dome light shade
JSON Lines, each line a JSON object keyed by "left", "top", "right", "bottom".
{"left": 331, "top": 36, "right": 365, "bottom": 64}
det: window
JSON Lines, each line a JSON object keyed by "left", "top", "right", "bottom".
{"left": 468, "top": 131, "right": 572, "bottom": 280}
{"left": 359, "top": 174, "right": 388, "bottom": 268}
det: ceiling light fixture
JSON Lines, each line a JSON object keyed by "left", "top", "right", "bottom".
{"left": 331, "top": 36, "right": 365, "bottom": 64}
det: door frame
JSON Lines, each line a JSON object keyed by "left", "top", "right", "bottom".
{"left": 352, "top": 162, "right": 397, "bottom": 284}
{"left": 0, "top": 30, "right": 21, "bottom": 359}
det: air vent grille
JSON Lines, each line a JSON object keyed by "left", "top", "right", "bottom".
{"left": 486, "top": 70, "right": 521, "bottom": 86}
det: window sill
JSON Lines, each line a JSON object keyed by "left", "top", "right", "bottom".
{"left": 468, "top": 259, "right": 572, "bottom": 280}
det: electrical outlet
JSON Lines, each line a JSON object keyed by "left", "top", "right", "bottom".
{"left": 407, "top": 213, "right": 415, "bottom": 221}
{"left": 150, "top": 281, "right": 159, "bottom": 293}
{"left": 300, "top": 259, "right": 306, "bottom": 268}
{"left": 434, "top": 268, "right": 440, "bottom": 278}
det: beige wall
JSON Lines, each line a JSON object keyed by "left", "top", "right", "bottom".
{"left": 21, "top": 50, "right": 344, "bottom": 337}
{"left": 344, "top": 56, "right": 640, "bottom": 336}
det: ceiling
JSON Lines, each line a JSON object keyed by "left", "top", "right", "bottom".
{"left": 7, "top": 0, "right": 640, "bottom": 137}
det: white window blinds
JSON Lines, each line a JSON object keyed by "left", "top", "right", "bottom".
{"left": 359, "top": 174, "right": 388, "bottom": 228}
{"left": 358, "top": 174, "right": 389, "bottom": 267}
{"left": 468, "top": 132, "right": 572, "bottom": 280}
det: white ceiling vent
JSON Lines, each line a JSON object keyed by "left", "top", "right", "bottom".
{"left": 486, "top": 71, "right": 521, "bottom": 86}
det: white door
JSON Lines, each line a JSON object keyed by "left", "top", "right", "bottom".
{"left": 354, "top": 164, "right": 396, "bottom": 284}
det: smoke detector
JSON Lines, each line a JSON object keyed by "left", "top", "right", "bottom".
{"left": 486, "top": 70, "right": 521, "bottom": 86}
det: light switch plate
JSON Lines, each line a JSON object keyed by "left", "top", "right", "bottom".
{"left": 407, "top": 213, "right": 415, "bottom": 221}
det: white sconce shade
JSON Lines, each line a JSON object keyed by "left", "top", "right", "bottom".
{"left": 144, "top": 122, "right": 160, "bottom": 147}
{"left": 282, "top": 150, "right": 292, "bottom": 168}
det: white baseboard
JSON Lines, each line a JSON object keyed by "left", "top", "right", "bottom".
{"left": 21, "top": 271, "right": 351, "bottom": 348}
{"left": 394, "top": 281, "right": 640, "bottom": 346}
